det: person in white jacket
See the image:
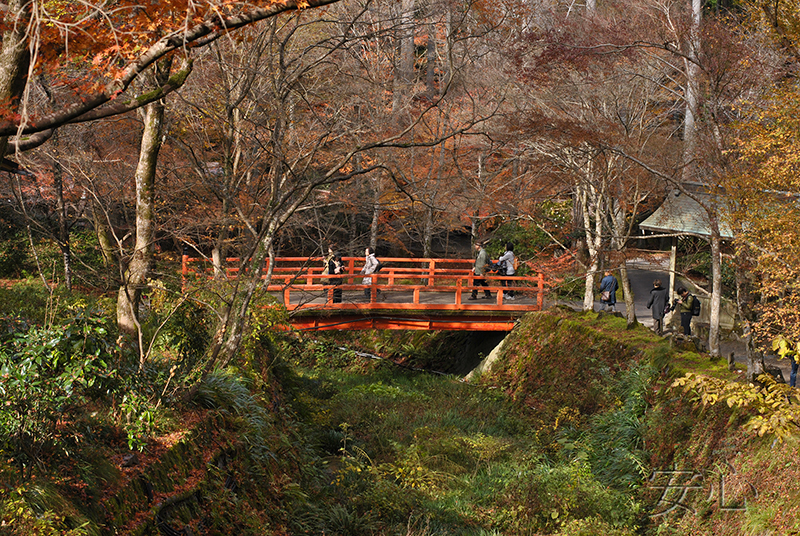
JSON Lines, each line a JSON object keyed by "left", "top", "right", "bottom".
{"left": 360, "top": 247, "right": 380, "bottom": 300}
{"left": 498, "top": 242, "right": 516, "bottom": 299}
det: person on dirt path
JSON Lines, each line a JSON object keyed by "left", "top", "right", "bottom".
{"left": 676, "top": 287, "right": 695, "bottom": 336}
{"left": 598, "top": 270, "right": 618, "bottom": 312}
{"left": 646, "top": 279, "right": 670, "bottom": 335}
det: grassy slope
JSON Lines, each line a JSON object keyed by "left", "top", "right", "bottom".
{"left": 499, "top": 309, "right": 800, "bottom": 536}
{"left": 298, "top": 308, "right": 800, "bottom": 534}
{"left": 3, "top": 294, "right": 800, "bottom": 535}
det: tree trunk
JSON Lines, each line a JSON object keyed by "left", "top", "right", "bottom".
{"left": 92, "top": 199, "right": 117, "bottom": 269}
{"left": 53, "top": 161, "right": 72, "bottom": 291}
{"left": 0, "top": 0, "right": 31, "bottom": 159}
{"left": 573, "top": 190, "right": 589, "bottom": 272}
{"left": 735, "top": 250, "right": 764, "bottom": 380}
{"left": 212, "top": 197, "right": 231, "bottom": 280}
{"left": 423, "top": 204, "right": 434, "bottom": 258}
{"left": 682, "top": 0, "right": 701, "bottom": 183}
{"left": 425, "top": 24, "right": 436, "bottom": 99}
{"left": 117, "top": 59, "right": 172, "bottom": 362}
{"left": 370, "top": 177, "right": 380, "bottom": 250}
{"left": 392, "top": 0, "right": 415, "bottom": 117}
{"left": 709, "top": 228, "right": 722, "bottom": 356}
{"left": 579, "top": 181, "right": 604, "bottom": 312}
{"left": 618, "top": 264, "right": 636, "bottom": 326}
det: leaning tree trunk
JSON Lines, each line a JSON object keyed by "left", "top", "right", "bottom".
{"left": 117, "top": 59, "right": 171, "bottom": 363}
{"left": 618, "top": 264, "right": 636, "bottom": 326}
{"left": 92, "top": 198, "right": 117, "bottom": 269}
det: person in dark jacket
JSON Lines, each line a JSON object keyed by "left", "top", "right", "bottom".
{"left": 646, "top": 279, "right": 670, "bottom": 335}
{"left": 598, "top": 271, "right": 618, "bottom": 312}
{"left": 676, "top": 287, "right": 695, "bottom": 336}
{"left": 327, "top": 252, "right": 343, "bottom": 303}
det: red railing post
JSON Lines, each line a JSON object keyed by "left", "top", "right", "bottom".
{"left": 455, "top": 278, "right": 462, "bottom": 305}
{"left": 428, "top": 259, "right": 436, "bottom": 287}
{"left": 181, "top": 254, "right": 189, "bottom": 292}
{"left": 537, "top": 272, "right": 545, "bottom": 308}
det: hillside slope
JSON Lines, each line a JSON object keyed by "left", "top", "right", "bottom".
{"left": 473, "top": 309, "right": 800, "bottom": 535}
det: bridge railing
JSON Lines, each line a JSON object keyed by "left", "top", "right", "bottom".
{"left": 181, "top": 255, "right": 545, "bottom": 310}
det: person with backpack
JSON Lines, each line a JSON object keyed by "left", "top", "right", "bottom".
{"left": 646, "top": 279, "right": 670, "bottom": 335}
{"left": 676, "top": 286, "right": 696, "bottom": 336}
{"left": 498, "top": 242, "right": 516, "bottom": 299}
{"left": 360, "top": 247, "right": 381, "bottom": 300}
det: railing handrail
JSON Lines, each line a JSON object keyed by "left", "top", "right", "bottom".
{"left": 181, "top": 255, "right": 546, "bottom": 311}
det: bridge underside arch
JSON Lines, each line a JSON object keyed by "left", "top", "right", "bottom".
{"left": 289, "top": 313, "right": 521, "bottom": 331}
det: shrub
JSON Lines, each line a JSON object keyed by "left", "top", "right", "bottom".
{"left": 0, "top": 307, "right": 120, "bottom": 478}
{"left": 551, "top": 275, "right": 586, "bottom": 301}
{"left": 0, "top": 231, "right": 29, "bottom": 277}
{"left": 148, "top": 283, "right": 213, "bottom": 372}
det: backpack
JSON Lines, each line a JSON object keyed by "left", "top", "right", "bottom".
{"left": 374, "top": 258, "right": 384, "bottom": 272}
{"left": 690, "top": 295, "right": 701, "bottom": 316}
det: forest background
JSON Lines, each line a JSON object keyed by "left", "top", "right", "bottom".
{"left": 1, "top": 0, "right": 800, "bottom": 533}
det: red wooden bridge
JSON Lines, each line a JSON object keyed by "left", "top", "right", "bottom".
{"left": 182, "top": 255, "right": 547, "bottom": 331}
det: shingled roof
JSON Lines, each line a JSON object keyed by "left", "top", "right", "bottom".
{"left": 639, "top": 183, "right": 735, "bottom": 239}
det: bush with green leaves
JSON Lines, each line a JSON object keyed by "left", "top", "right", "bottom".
{"left": 0, "top": 230, "right": 29, "bottom": 278}
{"left": 487, "top": 201, "right": 572, "bottom": 265}
{"left": 148, "top": 283, "right": 214, "bottom": 373}
{"left": 0, "top": 307, "right": 120, "bottom": 478}
{"left": 0, "top": 279, "right": 115, "bottom": 327}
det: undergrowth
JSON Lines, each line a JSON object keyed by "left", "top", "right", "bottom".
{"left": 279, "top": 322, "right": 647, "bottom": 535}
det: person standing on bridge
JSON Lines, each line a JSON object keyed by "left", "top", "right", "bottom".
{"left": 498, "top": 242, "right": 516, "bottom": 299}
{"left": 646, "top": 279, "right": 669, "bottom": 335}
{"left": 470, "top": 242, "right": 492, "bottom": 300}
{"left": 328, "top": 251, "right": 343, "bottom": 304}
{"left": 322, "top": 245, "right": 335, "bottom": 275}
{"left": 361, "top": 247, "right": 380, "bottom": 301}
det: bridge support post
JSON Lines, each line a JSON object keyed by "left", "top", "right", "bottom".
{"left": 537, "top": 273, "right": 545, "bottom": 308}
{"left": 181, "top": 254, "right": 189, "bottom": 292}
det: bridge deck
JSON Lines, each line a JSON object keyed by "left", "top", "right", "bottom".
{"left": 182, "top": 255, "right": 546, "bottom": 330}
